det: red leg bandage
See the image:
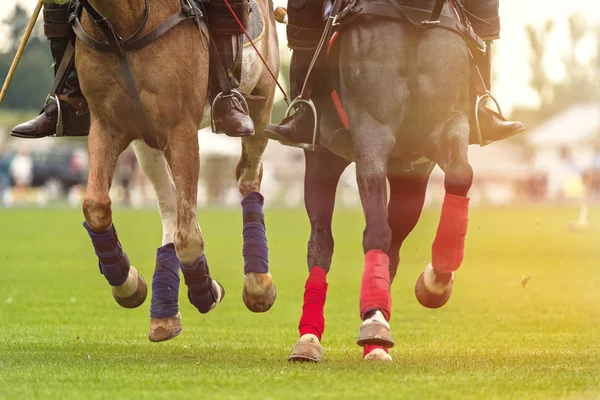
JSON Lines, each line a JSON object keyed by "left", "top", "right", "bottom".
{"left": 432, "top": 193, "right": 470, "bottom": 273}
{"left": 359, "top": 250, "right": 392, "bottom": 321}
{"left": 363, "top": 345, "right": 389, "bottom": 358}
{"left": 298, "top": 266, "right": 328, "bottom": 340}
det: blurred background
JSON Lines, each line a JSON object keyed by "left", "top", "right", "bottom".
{"left": 0, "top": 0, "right": 599, "bottom": 211}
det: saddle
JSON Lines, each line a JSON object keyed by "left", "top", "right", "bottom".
{"left": 312, "top": 0, "right": 495, "bottom": 149}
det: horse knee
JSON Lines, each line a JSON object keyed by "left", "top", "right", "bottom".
{"left": 83, "top": 194, "right": 112, "bottom": 233}
{"left": 174, "top": 226, "right": 205, "bottom": 268}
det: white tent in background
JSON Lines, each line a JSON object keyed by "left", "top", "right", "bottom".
{"left": 525, "top": 104, "right": 600, "bottom": 200}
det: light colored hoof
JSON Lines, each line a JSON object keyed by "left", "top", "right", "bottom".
{"left": 415, "top": 263, "right": 453, "bottom": 309}
{"left": 289, "top": 334, "right": 322, "bottom": 363}
{"left": 364, "top": 348, "right": 392, "bottom": 361}
{"left": 111, "top": 266, "right": 147, "bottom": 309}
{"left": 242, "top": 272, "right": 276, "bottom": 313}
{"left": 149, "top": 313, "right": 182, "bottom": 343}
{"left": 357, "top": 310, "right": 394, "bottom": 348}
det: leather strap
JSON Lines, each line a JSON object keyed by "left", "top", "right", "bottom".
{"left": 71, "top": 0, "right": 205, "bottom": 138}
{"left": 340, "top": 3, "right": 485, "bottom": 51}
{"left": 49, "top": 41, "right": 76, "bottom": 97}
{"left": 72, "top": 10, "right": 195, "bottom": 53}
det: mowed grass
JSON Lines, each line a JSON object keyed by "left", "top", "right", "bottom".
{"left": 1, "top": 206, "right": 599, "bottom": 399}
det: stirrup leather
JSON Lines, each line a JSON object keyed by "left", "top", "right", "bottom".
{"left": 280, "top": 97, "right": 318, "bottom": 151}
{"left": 210, "top": 90, "right": 250, "bottom": 134}
{"left": 474, "top": 90, "right": 503, "bottom": 147}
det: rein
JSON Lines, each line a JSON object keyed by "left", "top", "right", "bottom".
{"left": 221, "top": 0, "right": 289, "bottom": 105}
{"left": 71, "top": 0, "right": 205, "bottom": 135}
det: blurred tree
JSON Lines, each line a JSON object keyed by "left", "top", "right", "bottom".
{"left": 511, "top": 14, "right": 600, "bottom": 133}
{"left": 0, "top": 4, "right": 53, "bottom": 111}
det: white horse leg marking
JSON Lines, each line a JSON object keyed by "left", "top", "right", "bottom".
{"left": 132, "top": 140, "right": 177, "bottom": 246}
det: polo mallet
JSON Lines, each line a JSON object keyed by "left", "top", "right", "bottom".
{"left": 0, "top": 0, "right": 44, "bottom": 106}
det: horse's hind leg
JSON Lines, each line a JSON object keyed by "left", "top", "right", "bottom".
{"left": 289, "top": 148, "right": 349, "bottom": 363}
{"left": 164, "top": 124, "right": 224, "bottom": 314}
{"left": 132, "top": 141, "right": 181, "bottom": 342}
{"left": 363, "top": 160, "right": 435, "bottom": 361}
{"left": 236, "top": 94, "right": 276, "bottom": 313}
{"left": 415, "top": 112, "right": 472, "bottom": 309}
{"left": 82, "top": 124, "right": 147, "bottom": 308}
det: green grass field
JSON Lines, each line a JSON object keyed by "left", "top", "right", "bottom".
{"left": 1, "top": 206, "right": 599, "bottom": 399}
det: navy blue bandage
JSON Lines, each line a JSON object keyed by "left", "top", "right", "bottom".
{"left": 241, "top": 192, "right": 269, "bottom": 275}
{"left": 180, "top": 255, "right": 215, "bottom": 314}
{"left": 83, "top": 222, "right": 130, "bottom": 287}
{"left": 150, "top": 243, "right": 180, "bottom": 319}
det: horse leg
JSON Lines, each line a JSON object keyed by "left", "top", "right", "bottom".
{"left": 164, "top": 124, "right": 224, "bottom": 314}
{"left": 415, "top": 112, "right": 472, "bottom": 308}
{"left": 132, "top": 141, "right": 182, "bottom": 342}
{"left": 237, "top": 93, "right": 276, "bottom": 313}
{"left": 82, "top": 124, "right": 147, "bottom": 308}
{"left": 289, "top": 148, "right": 349, "bottom": 363}
{"left": 363, "top": 160, "right": 435, "bottom": 361}
{"left": 352, "top": 122, "right": 397, "bottom": 349}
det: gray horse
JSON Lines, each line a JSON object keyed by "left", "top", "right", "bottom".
{"left": 286, "top": 0, "right": 475, "bottom": 362}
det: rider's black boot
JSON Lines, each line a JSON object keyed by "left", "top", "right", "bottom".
{"left": 209, "top": 32, "right": 254, "bottom": 137}
{"left": 11, "top": 2, "right": 89, "bottom": 139}
{"left": 470, "top": 44, "right": 524, "bottom": 144}
{"left": 264, "top": 50, "right": 317, "bottom": 146}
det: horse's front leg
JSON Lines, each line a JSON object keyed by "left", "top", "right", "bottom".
{"left": 415, "top": 112, "right": 472, "bottom": 309}
{"left": 236, "top": 94, "right": 277, "bottom": 313}
{"left": 165, "top": 123, "right": 225, "bottom": 316}
{"left": 82, "top": 123, "right": 147, "bottom": 308}
{"left": 288, "top": 148, "right": 349, "bottom": 363}
{"left": 132, "top": 141, "right": 182, "bottom": 342}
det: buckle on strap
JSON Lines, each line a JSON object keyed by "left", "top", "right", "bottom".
{"left": 282, "top": 97, "right": 318, "bottom": 151}
{"left": 474, "top": 91, "right": 502, "bottom": 147}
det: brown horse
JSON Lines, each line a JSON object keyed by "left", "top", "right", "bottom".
{"left": 77, "top": 0, "right": 279, "bottom": 341}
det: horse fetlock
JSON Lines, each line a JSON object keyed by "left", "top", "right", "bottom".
{"left": 111, "top": 266, "right": 148, "bottom": 308}
{"left": 243, "top": 272, "right": 276, "bottom": 313}
{"left": 289, "top": 334, "right": 323, "bottom": 363}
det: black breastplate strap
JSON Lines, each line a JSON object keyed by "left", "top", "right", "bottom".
{"left": 71, "top": 0, "right": 204, "bottom": 137}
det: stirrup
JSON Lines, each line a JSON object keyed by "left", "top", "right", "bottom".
{"left": 474, "top": 90, "right": 502, "bottom": 147}
{"left": 44, "top": 94, "right": 64, "bottom": 137}
{"left": 210, "top": 90, "right": 250, "bottom": 135}
{"left": 281, "top": 97, "right": 318, "bottom": 151}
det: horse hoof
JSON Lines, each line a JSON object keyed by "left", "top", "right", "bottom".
{"left": 242, "top": 272, "right": 276, "bottom": 313}
{"left": 357, "top": 310, "right": 394, "bottom": 348}
{"left": 364, "top": 348, "right": 392, "bottom": 361}
{"left": 289, "top": 334, "right": 322, "bottom": 363}
{"left": 415, "top": 264, "right": 453, "bottom": 309}
{"left": 112, "top": 266, "right": 147, "bottom": 309}
{"left": 149, "top": 313, "right": 182, "bottom": 342}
